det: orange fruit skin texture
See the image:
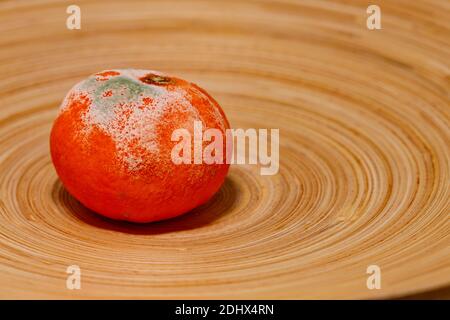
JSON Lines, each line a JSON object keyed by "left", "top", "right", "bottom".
{"left": 50, "top": 70, "right": 231, "bottom": 223}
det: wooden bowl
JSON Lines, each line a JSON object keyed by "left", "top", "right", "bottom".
{"left": 0, "top": 0, "right": 448, "bottom": 299}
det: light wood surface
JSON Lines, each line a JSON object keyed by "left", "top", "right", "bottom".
{"left": 0, "top": 0, "right": 449, "bottom": 299}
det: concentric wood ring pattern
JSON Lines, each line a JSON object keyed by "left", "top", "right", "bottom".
{"left": 0, "top": 0, "right": 449, "bottom": 299}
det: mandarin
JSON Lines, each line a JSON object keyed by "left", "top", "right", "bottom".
{"left": 50, "top": 69, "right": 230, "bottom": 223}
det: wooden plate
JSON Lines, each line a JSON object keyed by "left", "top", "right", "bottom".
{"left": 0, "top": 0, "right": 448, "bottom": 299}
